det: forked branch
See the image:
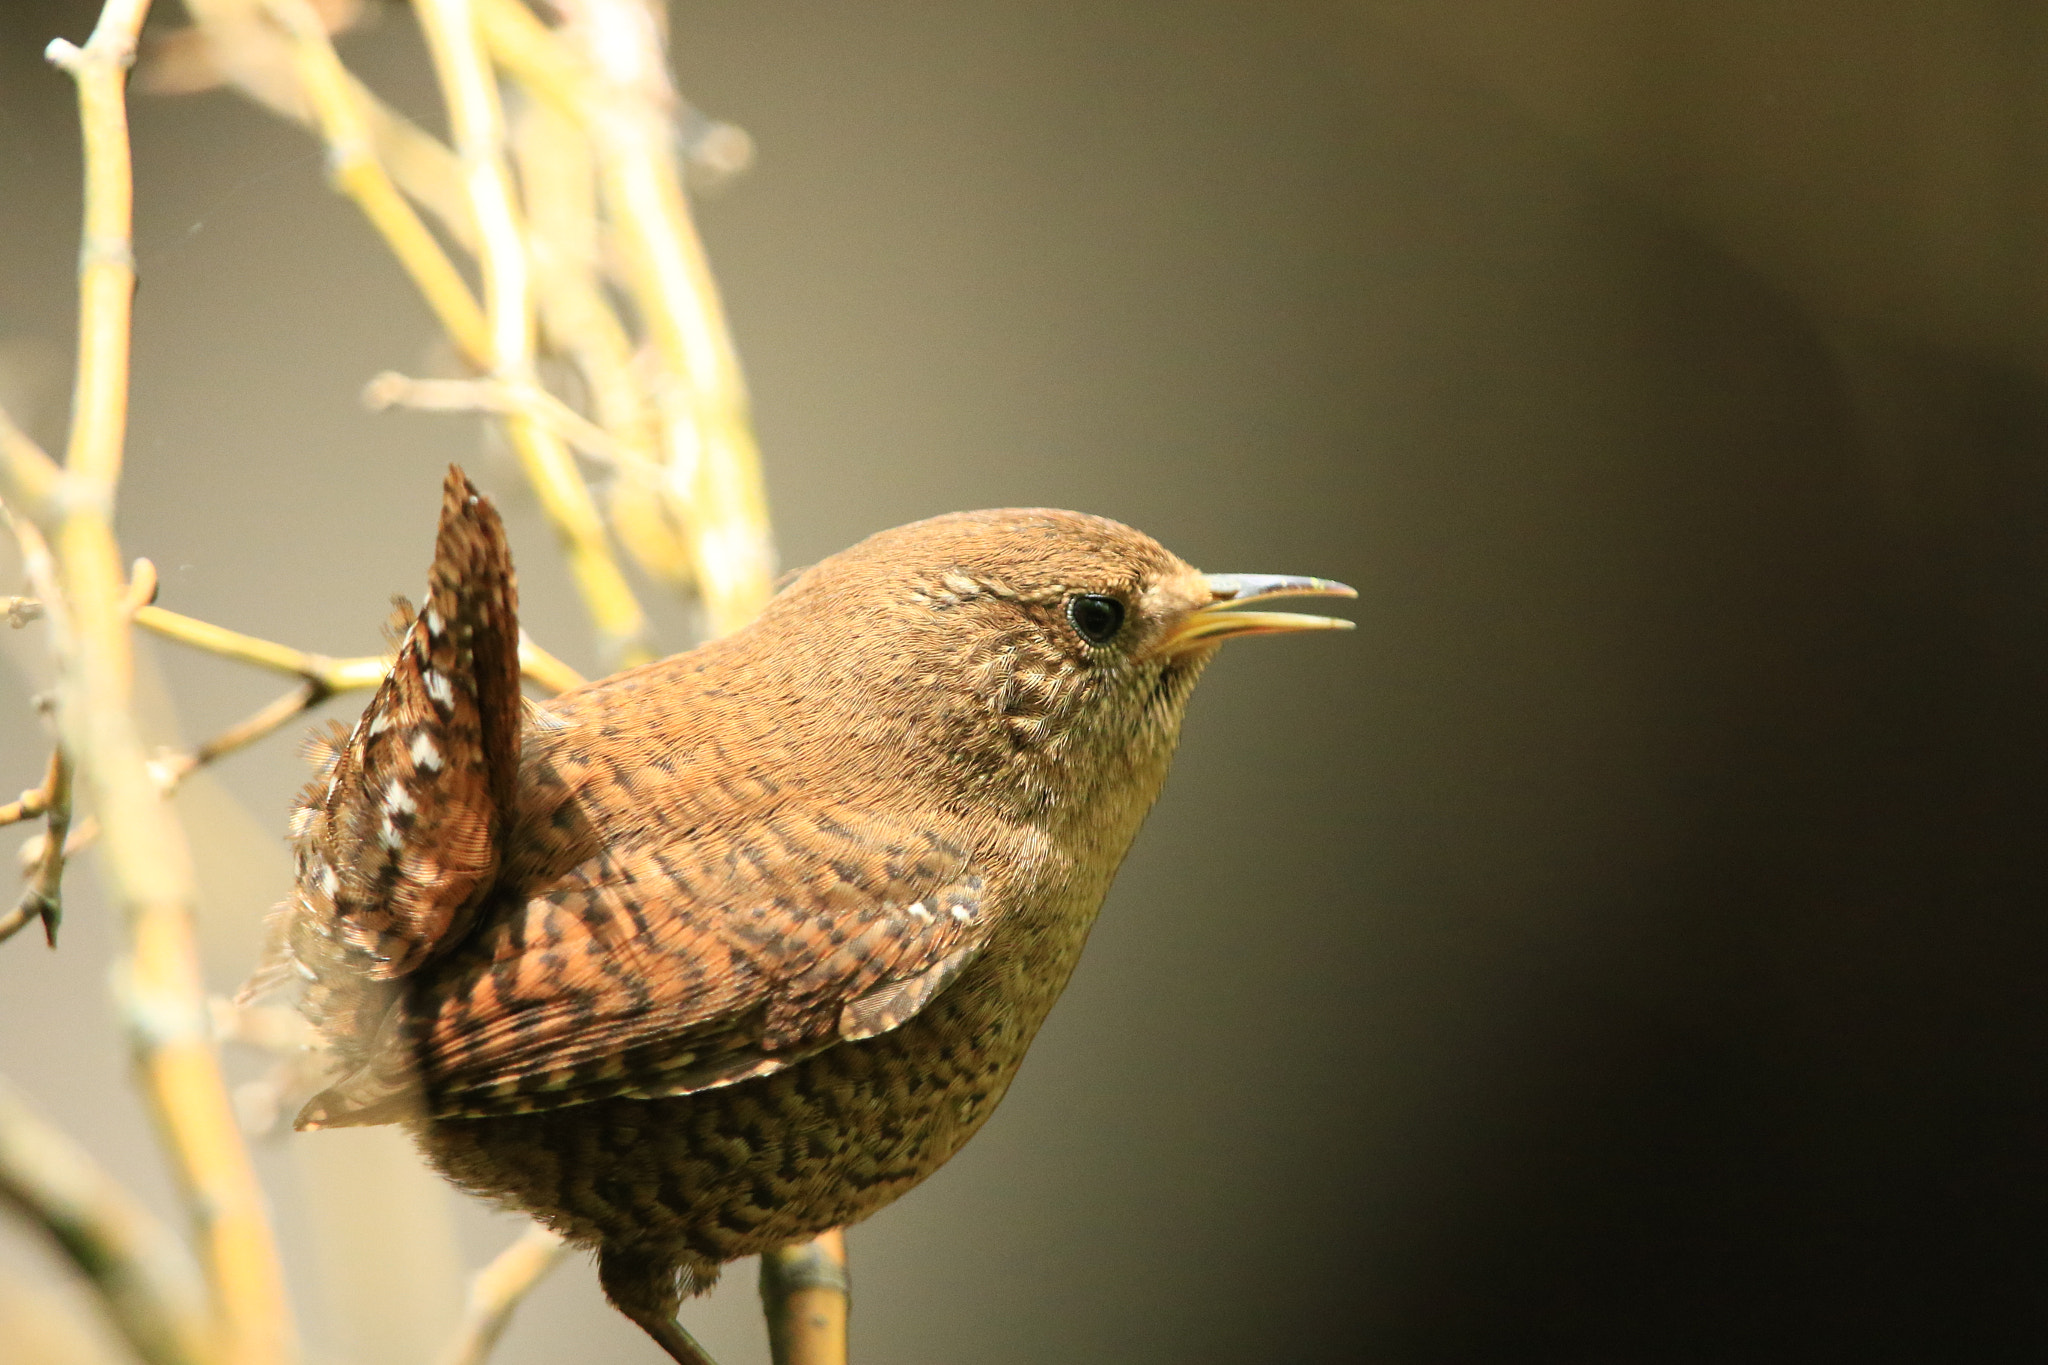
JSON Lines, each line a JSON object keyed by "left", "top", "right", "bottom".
{"left": 0, "top": 1076, "right": 213, "bottom": 1365}
{"left": 32, "top": 2, "right": 298, "bottom": 1359}
{"left": 435, "top": 1223, "right": 570, "bottom": 1365}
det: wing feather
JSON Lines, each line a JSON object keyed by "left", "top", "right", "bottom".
{"left": 301, "top": 807, "right": 995, "bottom": 1125}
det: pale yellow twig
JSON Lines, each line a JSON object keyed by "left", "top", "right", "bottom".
{"left": 0, "top": 1075, "right": 214, "bottom": 1365}
{"left": 136, "top": 602, "right": 586, "bottom": 695}
{"left": 515, "top": 629, "right": 587, "bottom": 695}
{"left": 760, "top": 1229, "right": 851, "bottom": 1365}
{"left": 45, "top": 4, "right": 298, "bottom": 1359}
{"left": 434, "top": 1223, "right": 570, "bottom": 1365}
{"left": 0, "top": 504, "right": 71, "bottom": 948}
{"left": 256, "top": 0, "right": 492, "bottom": 362}
{"left": 165, "top": 1, "right": 480, "bottom": 254}
{"left": 121, "top": 555, "right": 158, "bottom": 611}
{"left": 0, "top": 754, "right": 61, "bottom": 828}
{"left": 473, "top": 0, "right": 597, "bottom": 116}
{"left": 506, "top": 81, "right": 690, "bottom": 593}
{"left": 0, "top": 745, "right": 73, "bottom": 947}
{"left": 51, "top": 681, "right": 326, "bottom": 868}
{"left": 547, "top": 0, "right": 774, "bottom": 636}
{"left": 0, "top": 405, "right": 64, "bottom": 522}
{"left": 138, "top": 604, "right": 388, "bottom": 691}
{"left": 364, "top": 371, "right": 635, "bottom": 466}
{"left": 154, "top": 680, "right": 327, "bottom": 793}
{"left": 416, "top": 0, "right": 653, "bottom": 666}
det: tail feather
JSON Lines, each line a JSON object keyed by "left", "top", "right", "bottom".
{"left": 247, "top": 466, "right": 523, "bottom": 1092}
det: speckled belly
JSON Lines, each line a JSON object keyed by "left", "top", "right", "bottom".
{"left": 416, "top": 962, "right": 1042, "bottom": 1269}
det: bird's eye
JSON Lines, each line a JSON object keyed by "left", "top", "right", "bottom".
{"left": 1066, "top": 593, "right": 1126, "bottom": 645}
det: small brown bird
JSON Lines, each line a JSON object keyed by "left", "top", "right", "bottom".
{"left": 254, "top": 467, "right": 1351, "bottom": 1362}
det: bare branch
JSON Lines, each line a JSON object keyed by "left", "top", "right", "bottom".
{"left": 434, "top": 1223, "right": 570, "bottom": 1365}
{"left": 135, "top": 601, "right": 585, "bottom": 696}
{"left": 0, "top": 746, "right": 73, "bottom": 947}
{"left": 414, "top": 0, "right": 654, "bottom": 666}
{"left": 45, "top": 3, "right": 300, "bottom": 1358}
{"left": 0, "top": 1076, "right": 214, "bottom": 1365}
{"left": 520, "top": 0, "right": 776, "bottom": 636}
{"left": 0, "top": 400, "right": 63, "bottom": 524}
{"left": 0, "top": 502, "right": 72, "bottom": 947}
{"left": 364, "top": 371, "right": 635, "bottom": 467}
{"left": 760, "top": 1230, "right": 851, "bottom": 1365}
{"left": 138, "top": 604, "right": 388, "bottom": 691}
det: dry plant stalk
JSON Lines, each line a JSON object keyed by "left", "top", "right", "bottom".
{"left": 434, "top": 1223, "right": 569, "bottom": 1365}
{"left": 759, "top": 1227, "right": 852, "bottom": 1365}
{"left": 1, "top": 3, "right": 299, "bottom": 1363}
{"left": 2, "top": 0, "right": 846, "bottom": 1362}
{"left": 0, "top": 508, "right": 72, "bottom": 947}
{"left": 0, "top": 1077, "right": 213, "bottom": 1365}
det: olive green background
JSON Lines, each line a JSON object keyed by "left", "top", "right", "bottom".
{"left": 5, "top": 2, "right": 2047, "bottom": 1361}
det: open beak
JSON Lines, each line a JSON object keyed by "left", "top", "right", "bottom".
{"left": 1161, "top": 573, "right": 1357, "bottom": 654}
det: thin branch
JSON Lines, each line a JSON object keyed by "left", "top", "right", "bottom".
{"left": 153, "top": 680, "right": 327, "bottom": 791}
{"left": 0, "top": 753, "right": 60, "bottom": 827}
{"left": 138, "top": 604, "right": 390, "bottom": 690}
{"left": 0, "top": 745, "right": 74, "bottom": 947}
{"left": 434, "top": 1223, "right": 570, "bottom": 1365}
{"left": 0, "top": 1075, "right": 214, "bottom": 1365}
{"left": 50, "top": 611, "right": 581, "bottom": 874}
{"left": 760, "top": 1230, "right": 850, "bottom": 1365}
{"left": 257, "top": 0, "right": 492, "bottom": 362}
{"left": 135, "top": 602, "right": 586, "bottom": 695}
{"left": 528, "top": 0, "right": 777, "bottom": 637}
{"left": 514, "top": 630, "right": 587, "bottom": 695}
{"left": 0, "top": 502, "right": 72, "bottom": 947}
{"left": 0, "top": 404, "right": 64, "bottom": 524}
{"left": 502, "top": 57, "right": 699, "bottom": 597}
{"left": 183, "top": 0, "right": 658, "bottom": 663}
{"left": 510, "top": 95, "right": 658, "bottom": 452}
{"left": 364, "top": 371, "right": 635, "bottom": 467}
{"left": 43, "top": 614, "right": 588, "bottom": 867}
{"left": 163, "top": 1, "right": 481, "bottom": 260}
{"left": 46, "top": 4, "right": 299, "bottom": 1359}
{"left": 415, "top": 0, "right": 654, "bottom": 666}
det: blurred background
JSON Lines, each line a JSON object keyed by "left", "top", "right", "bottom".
{"left": 5, "top": 1, "right": 2048, "bottom": 1361}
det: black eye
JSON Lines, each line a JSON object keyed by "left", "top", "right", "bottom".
{"left": 1066, "top": 593, "right": 1125, "bottom": 644}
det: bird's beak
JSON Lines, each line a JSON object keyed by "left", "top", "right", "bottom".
{"left": 1161, "top": 573, "right": 1357, "bottom": 654}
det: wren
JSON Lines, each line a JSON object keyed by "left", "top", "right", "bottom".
{"left": 252, "top": 466, "right": 1352, "bottom": 1362}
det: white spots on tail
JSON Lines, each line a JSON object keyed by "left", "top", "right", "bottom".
{"left": 410, "top": 732, "right": 443, "bottom": 772}
{"left": 382, "top": 778, "right": 417, "bottom": 817}
{"left": 423, "top": 670, "right": 455, "bottom": 712}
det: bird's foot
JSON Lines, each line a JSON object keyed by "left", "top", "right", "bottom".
{"left": 599, "top": 1244, "right": 723, "bottom": 1365}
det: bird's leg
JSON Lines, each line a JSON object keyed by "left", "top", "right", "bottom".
{"left": 598, "top": 1246, "right": 720, "bottom": 1365}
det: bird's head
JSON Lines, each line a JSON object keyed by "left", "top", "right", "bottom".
{"left": 747, "top": 509, "right": 1353, "bottom": 824}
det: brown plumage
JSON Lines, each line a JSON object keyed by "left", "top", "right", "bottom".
{"left": 255, "top": 466, "right": 1352, "bottom": 1362}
